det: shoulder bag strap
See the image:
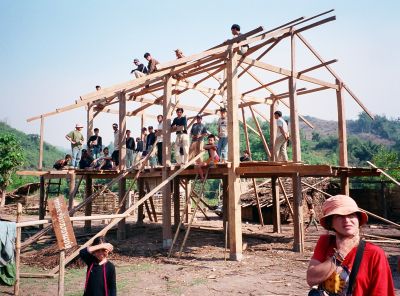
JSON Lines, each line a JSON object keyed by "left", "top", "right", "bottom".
{"left": 346, "top": 239, "right": 366, "bottom": 296}
{"left": 84, "top": 263, "right": 94, "bottom": 292}
{"left": 103, "top": 263, "right": 108, "bottom": 296}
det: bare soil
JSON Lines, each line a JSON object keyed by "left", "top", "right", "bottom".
{"left": 1, "top": 215, "right": 400, "bottom": 296}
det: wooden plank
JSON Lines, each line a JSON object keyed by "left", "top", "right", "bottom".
{"left": 48, "top": 196, "right": 77, "bottom": 250}
{"left": 118, "top": 91, "right": 127, "bottom": 239}
{"left": 271, "top": 177, "right": 281, "bottom": 232}
{"left": 226, "top": 50, "right": 242, "bottom": 261}
{"left": 367, "top": 161, "right": 400, "bottom": 187}
{"left": 58, "top": 250, "right": 65, "bottom": 296}
{"left": 236, "top": 165, "right": 332, "bottom": 176}
{"left": 50, "top": 152, "right": 205, "bottom": 274}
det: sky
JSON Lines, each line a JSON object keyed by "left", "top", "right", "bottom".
{"left": 1, "top": 0, "right": 399, "bottom": 150}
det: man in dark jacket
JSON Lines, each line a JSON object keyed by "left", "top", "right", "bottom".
{"left": 130, "top": 58, "right": 148, "bottom": 78}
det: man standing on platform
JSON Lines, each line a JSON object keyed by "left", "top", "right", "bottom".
{"left": 217, "top": 108, "right": 228, "bottom": 163}
{"left": 273, "top": 111, "right": 289, "bottom": 162}
{"left": 87, "top": 128, "right": 102, "bottom": 159}
{"left": 155, "top": 114, "right": 163, "bottom": 165}
{"left": 189, "top": 114, "right": 208, "bottom": 162}
{"left": 126, "top": 130, "right": 135, "bottom": 168}
{"left": 111, "top": 123, "right": 120, "bottom": 166}
{"left": 65, "top": 123, "right": 85, "bottom": 169}
{"left": 171, "top": 108, "right": 189, "bottom": 164}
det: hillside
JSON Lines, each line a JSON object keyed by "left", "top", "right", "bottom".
{"left": 0, "top": 121, "right": 65, "bottom": 170}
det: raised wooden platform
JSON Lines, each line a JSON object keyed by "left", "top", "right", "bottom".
{"left": 17, "top": 161, "right": 380, "bottom": 180}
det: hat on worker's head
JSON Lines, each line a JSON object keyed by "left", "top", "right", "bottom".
{"left": 75, "top": 123, "right": 84, "bottom": 128}
{"left": 319, "top": 195, "right": 368, "bottom": 230}
{"left": 133, "top": 58, "right": 139, "bottom": 63}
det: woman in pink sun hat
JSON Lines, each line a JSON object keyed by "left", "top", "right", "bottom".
{"left": 306, "top": 195, "right": 395, "bottom": 296}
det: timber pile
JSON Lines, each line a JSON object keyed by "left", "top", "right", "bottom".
{"left": 5, "top": 182, "right": 40, "bottom": 206}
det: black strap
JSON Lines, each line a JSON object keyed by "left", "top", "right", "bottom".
{"left": 346, "top": 239, "right": 366, "bottom": 295}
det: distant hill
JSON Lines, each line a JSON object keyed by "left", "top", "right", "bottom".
{"left": 0, "top": 121, "right": 65, "bottom": 170}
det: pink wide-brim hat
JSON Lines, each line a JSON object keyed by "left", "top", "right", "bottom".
{"left": 319, "top": 195, "right": 368, "bottom": 230}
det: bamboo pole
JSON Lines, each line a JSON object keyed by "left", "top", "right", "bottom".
{"left": 367, "top": 161, "right": 400, "bottom": 187}
{"left": 14, "top": 203, "right": 22, "bottom": 296}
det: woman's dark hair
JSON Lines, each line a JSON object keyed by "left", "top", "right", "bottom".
{"left": 93, "top": 236, "right": 106, "bottom": 246}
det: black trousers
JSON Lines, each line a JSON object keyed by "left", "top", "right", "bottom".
{"left": 111, "top": 150, "right": 119, "bottom": 166}
{"left": 157, "top": 142, "right": 163, "bottom": 165}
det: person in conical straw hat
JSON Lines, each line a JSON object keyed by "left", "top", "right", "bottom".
{"left": 306, "top": 194, "right": 395, "bottom": 296}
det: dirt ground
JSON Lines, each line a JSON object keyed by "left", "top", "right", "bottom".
{"left": 1, "top": 214, "right": 400, "bottom": 296}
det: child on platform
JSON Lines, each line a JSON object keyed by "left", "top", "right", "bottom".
{"left": 53, "top": 154, "right": 72, "bottom": 170}
{"left": 197, "top": 134, "right": 219, "bottom": 180}
{"left": 79, "top": 236, "right": 116, "bottom": 296}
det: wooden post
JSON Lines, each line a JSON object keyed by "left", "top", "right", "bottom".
{"left": 87, "top": 103, "right": 94, "bottom": 144}
{"left": 162, "top": 75, "right": 174, "bottom": 248}
{"left": 226, "top": 50, "right": 242, "bottom": 261}
{"left": 58, "top": 250, "right": 65, "bottom": 296}
{"left": 289, "top": 30, "right": 304, "bottom": 253}
{"left": 137, "top": 178, "right": 145, "bottom": 224}
{"left": 173, "top": 177, "right": 180, "bottom": 227}
{"left": 68, "top": 172, "right": 76, "bottom": 211}
{"left": 336, "top": 79, "right": 349, "bottom": 195}
{"left": 84, "top": 176, "right": 93, "bottom": 232}
{"left": 185, "top": 179, "right": 191, "bottom": 223}
{"left": 118, "top": 91, "right": 127, "bottom": 240}
{"left": 222, "top": 175, "right": 229, "bottom": 237}
{"left": 39, "top": 176, "right": 45, "bottom": 227}
{"left": 271, "top": 177, "right": 281, "bottom": 233}
{"left": 38, "top": 116, "right": 44, "bottom": 170}
{"left": 14, "top": 203, "right": 22, "bottom": 296}
{"left": 270, "top": 101, "right": 277, "bottom": 161}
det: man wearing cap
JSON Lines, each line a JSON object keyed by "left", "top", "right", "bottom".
{"left": 189, "top": 114, "right": 208, "bottom": 161}
{"left": 307, "top": 195, "right": 395, "bottom": 295}
{"left": 65, "top": 124, "right": 85, "bottom": 168}
{"left": 130, "top": 58, "right": 148, "bottom": 78}
{"left": 171, "top": 108, "right": 189, "bottom": 164}
{"left": 111, "top": 123, "right": 119, "bottom": 166}
{"left": 273, "top": 111, "right": 289, "bottom": 162}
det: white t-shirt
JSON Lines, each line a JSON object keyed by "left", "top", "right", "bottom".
{"left": 114, "top": 130, "right": 119, "bottom": 150}
{"left": 277, "top": 117, "right": 288, "bottom": 136}
{"left": 218, "top": 117, "right": 228, "bottom": 138}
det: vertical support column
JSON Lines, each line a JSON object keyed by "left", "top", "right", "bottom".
{"left": 336, "top": 79, "right": 349, "bottom": 195}
{"left": 271, "top": 177, "right": 281, "bottom": 233}
{"left": 68, "top": 172, "right": 76, "bottom": 211}
{"left": 226, "top": 50, "right": 242, "bottom": 261}
{"left": 38, "top": 116, "right": 44, "bottom": 170}
{"left": 173, "top": 177, "right": 180, "bottom": 227}
{"left": 118, "top": 91, "right": 127, "bottom": 239}
{"left": 39, "top": 176, "right": 45, "bottom": 227}
{"left": 58, "top": 250, "right": 65, "bottom": 296}
{"left": 84, "top": 176, "right": 93, "bottom": 232}
{"left": 289, "top": 30, "right": 304, "bottom": 253}
{"left": 222, "top": 176, "right": 229, "bottom": 235}
{"left": 185, "top": 179, "right": 191, "bottom": 223}
{"left": 162, "top": 75, "right": 174, "bottom": 248}
{"left": 87, "top": 103, "right": 94, "bottom": 143}
{"left": 137, "top": 178, "right": 145, "bottom": 224}
{"left": 270, "top": 102, "right": 277, "bottom": 161}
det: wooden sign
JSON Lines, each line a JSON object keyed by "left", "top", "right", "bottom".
{"left": 48, "top": 196, "right": 77, "bottom": 250}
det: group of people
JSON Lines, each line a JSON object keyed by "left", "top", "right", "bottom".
{"left": 78, "top": 194, "right": 395, "bottom": 296}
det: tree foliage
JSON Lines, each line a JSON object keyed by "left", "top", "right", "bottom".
{"left": 0, "top": 133, "right": 25, "bottom": 191}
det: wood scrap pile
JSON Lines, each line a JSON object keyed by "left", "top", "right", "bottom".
{"left": 5, "top": 182, "right": 40, "bottom": 205}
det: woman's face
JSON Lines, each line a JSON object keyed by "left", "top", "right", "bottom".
{"left": 94, "top": 249, "right": 108, "bottom": 261}
{"left": 332, "top": 213, "right": 360, "bottom": 237}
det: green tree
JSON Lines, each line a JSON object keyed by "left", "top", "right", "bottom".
{"left": 0, "top": 134, "right": 24, "bottom": 206}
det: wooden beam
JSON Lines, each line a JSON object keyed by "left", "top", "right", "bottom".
{"left": 118, "top": 92, "right": 127, "bottom": 239}
{"left": 241, "top": 57, "right": 338, "bottom": 90}
{"left": 296, "top": 32, "right": 374, "bottom": 119}
{"left": 226, "top": 50, "right": 242, "bottom": 261}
